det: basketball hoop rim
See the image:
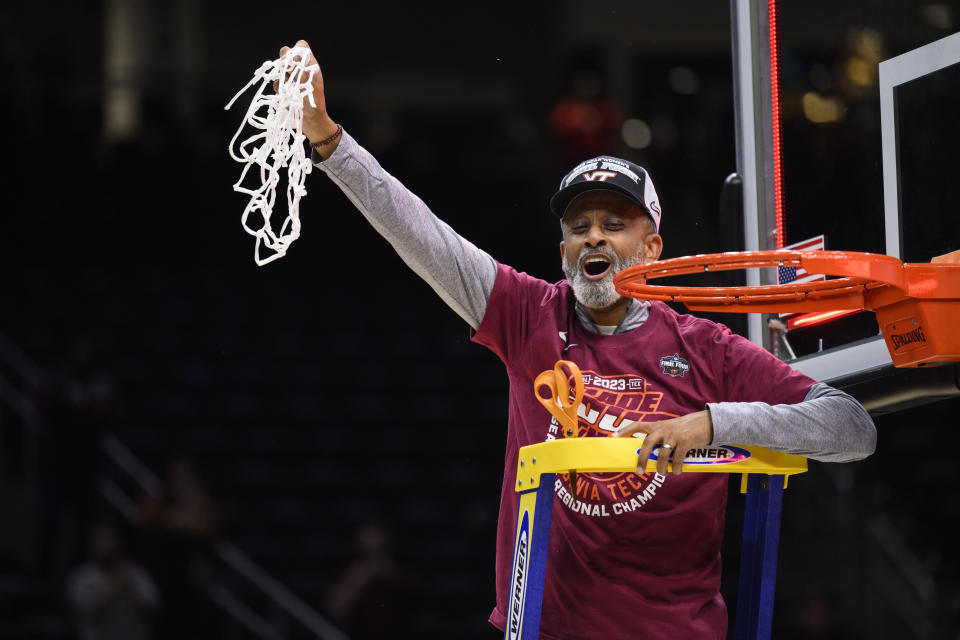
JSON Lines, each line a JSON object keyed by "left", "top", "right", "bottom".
{"left": 613, "top": 250, "right": 908, "bottom": 310}
{"left": 613, "top": 251, "right": 960, "bottom": 368}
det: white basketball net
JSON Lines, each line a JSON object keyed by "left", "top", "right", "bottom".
{"left": 225, "top": 47, "right": 319, "bottom": 265}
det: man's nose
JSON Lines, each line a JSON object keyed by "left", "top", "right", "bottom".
{"left": 585, "top": 224, "right": 607, "bottom": 247}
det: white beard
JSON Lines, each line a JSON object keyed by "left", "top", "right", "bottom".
{"left": 563, "top": 247, "right": 643, "bottom": 311}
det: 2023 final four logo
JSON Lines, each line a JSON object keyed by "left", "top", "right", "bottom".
{"left": 659, "top": 353, "right": 690, "bottom": 377}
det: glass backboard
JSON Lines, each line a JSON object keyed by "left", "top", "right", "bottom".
{"left": 734, "top": 2, "right": 960, "bottom": 392}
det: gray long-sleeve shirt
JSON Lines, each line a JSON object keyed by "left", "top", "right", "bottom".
{"left": 315, "top": 131, "right": 876, "bottom": 462}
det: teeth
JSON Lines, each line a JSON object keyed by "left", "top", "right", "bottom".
{"left": 585, "top": 257, "right": 610, "bottom": 265}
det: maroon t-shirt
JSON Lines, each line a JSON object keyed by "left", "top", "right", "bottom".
{"left": 472, "top": 264, "right": 815, "bottom": 639}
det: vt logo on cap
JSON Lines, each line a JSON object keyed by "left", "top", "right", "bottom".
{"left": 550, "top": 155, "right": 662, "bottom": 231}
{"left": 582, "top": 170, "right": 617, "bottom": 182}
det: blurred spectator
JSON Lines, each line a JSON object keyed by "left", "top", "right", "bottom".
{"left": 326, "top": 523, "right": 414, "bottom": 639}
{"left": 836, "top": 27, "right": 885, "bottom": 104}
{"left": 37, "top": 337, "right": 119, "bottom": 575}
{"left": 549, "top": 67, "right": 623, "bottom": 166}
{"left": 67, "top": 522, "right": 160, "bottom": 640}
{"left": 140, "top": 457, "right": 217, "bottom": 639}
{"left": 141, "top": 458, "right": 216, "bottom": 537}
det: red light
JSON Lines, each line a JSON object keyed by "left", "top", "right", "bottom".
{"left": 787, "top": 309, "right": 862, "bottom": 331}
{"left": 769, "top": 0, "right": 785, "bottom": 249}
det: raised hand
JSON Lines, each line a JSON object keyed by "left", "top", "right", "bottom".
{"left": 278, "top": 40, "right": 340, "bottom": 156}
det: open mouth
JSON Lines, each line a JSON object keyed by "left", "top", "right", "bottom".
{"left": 582, "top": 254, "right": 613, "bottom": 280}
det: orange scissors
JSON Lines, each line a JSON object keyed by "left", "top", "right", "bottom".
{"left": 534, "top": 360, "right": 584, "bottom": 501}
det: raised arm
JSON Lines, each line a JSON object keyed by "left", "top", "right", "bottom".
{"left": 282, "top": 40, "right": 497, "bottom": 329}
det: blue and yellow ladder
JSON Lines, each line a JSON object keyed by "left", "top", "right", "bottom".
{"left": 503, "top": 437, "right": 807, "bottom": 640}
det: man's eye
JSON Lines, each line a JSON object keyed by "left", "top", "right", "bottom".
{"left": 605, "top": 223, "right": 624, "bottom": 231}
{"left": 571, "top": 226, "right": 588, "bottom": 234}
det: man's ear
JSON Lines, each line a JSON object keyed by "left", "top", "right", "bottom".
{"left": 643, "top": 234, "right": 663, "bottom": 263}
{"left": 559, "top": 240, "right": 566, "bottom": 268}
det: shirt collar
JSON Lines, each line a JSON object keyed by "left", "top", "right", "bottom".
{"left": 573, "top": 297, "right": 651, "bottom": 334}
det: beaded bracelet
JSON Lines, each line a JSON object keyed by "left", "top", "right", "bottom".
{"left": 310, "top": 124, "right": 343, "bottom": 149}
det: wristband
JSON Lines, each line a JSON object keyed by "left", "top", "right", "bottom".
{"left": 310, "top": 124, "right": 342, "bottom": 149}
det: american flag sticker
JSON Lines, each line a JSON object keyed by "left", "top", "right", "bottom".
{"left": 778, "top": 235, "right": 826, "bottom": 285}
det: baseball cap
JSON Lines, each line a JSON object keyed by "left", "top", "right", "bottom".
{"left": 549, "top": 156, "right": 662, "bottom": 231}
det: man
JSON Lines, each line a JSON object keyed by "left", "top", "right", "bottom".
{"left": 283, "top": 41, "right": 876, "bottom": 639}
{"left": 68, "top": 523, "right": 160, "bottom": 640}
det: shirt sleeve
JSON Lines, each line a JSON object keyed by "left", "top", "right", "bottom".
{"left": 471, "top": 263, "right": 559, "bottom": 365}
{"left": 314, "top": 131, "right": 497, "bottom": 330}
{"left": 707, "top": 333, "right": 877, "bottom": 462}
{"left": 708, "top": 382, "right": 877, "bottom": 462}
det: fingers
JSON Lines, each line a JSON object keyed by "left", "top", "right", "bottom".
{"left": 668, "top": 434, "right": 696, "bottom": 475}
{"left": 296, "top": 39, "right": 311, "bottom": 51}
{"left": 657, "top": 444, "right": 674, "bottom": 475}
{"left": 616, "top": 411, "right": 713, "bottom": 476}
{"left": 279, "top": 40, "right": 310, "bottom": 58}
{"left": 613, "top": 421, "right": 678, "bottom": 475}
{"left": 613, "top": 419, "right": 645, "bottom": 438}
{"left": 633, "top": 431, "right": 658, "bottom": 476}
{"left": 280, "top": 40, "right": 313, "bottom": 64}
{"left": 614, "top": 420, "right": 651, "bottom": 473}
{"left": 277, "top": 42, "right": 312, "bottom": 70}
{"left": 275, "top": 46, "right": 292, "bottom": 93}
{"left": 275, "top": 41, "right": 319, "bottom": 94}
{"left": 668, "top": 443, "right": 684, "bottom": 475}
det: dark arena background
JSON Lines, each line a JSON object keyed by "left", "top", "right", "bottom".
{"left": 2, "top": 1, "right": 960, "bottom": 638}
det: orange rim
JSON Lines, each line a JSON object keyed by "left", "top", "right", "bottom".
{"left": 614, "top": 250, "right": 904, "bottom": 313}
